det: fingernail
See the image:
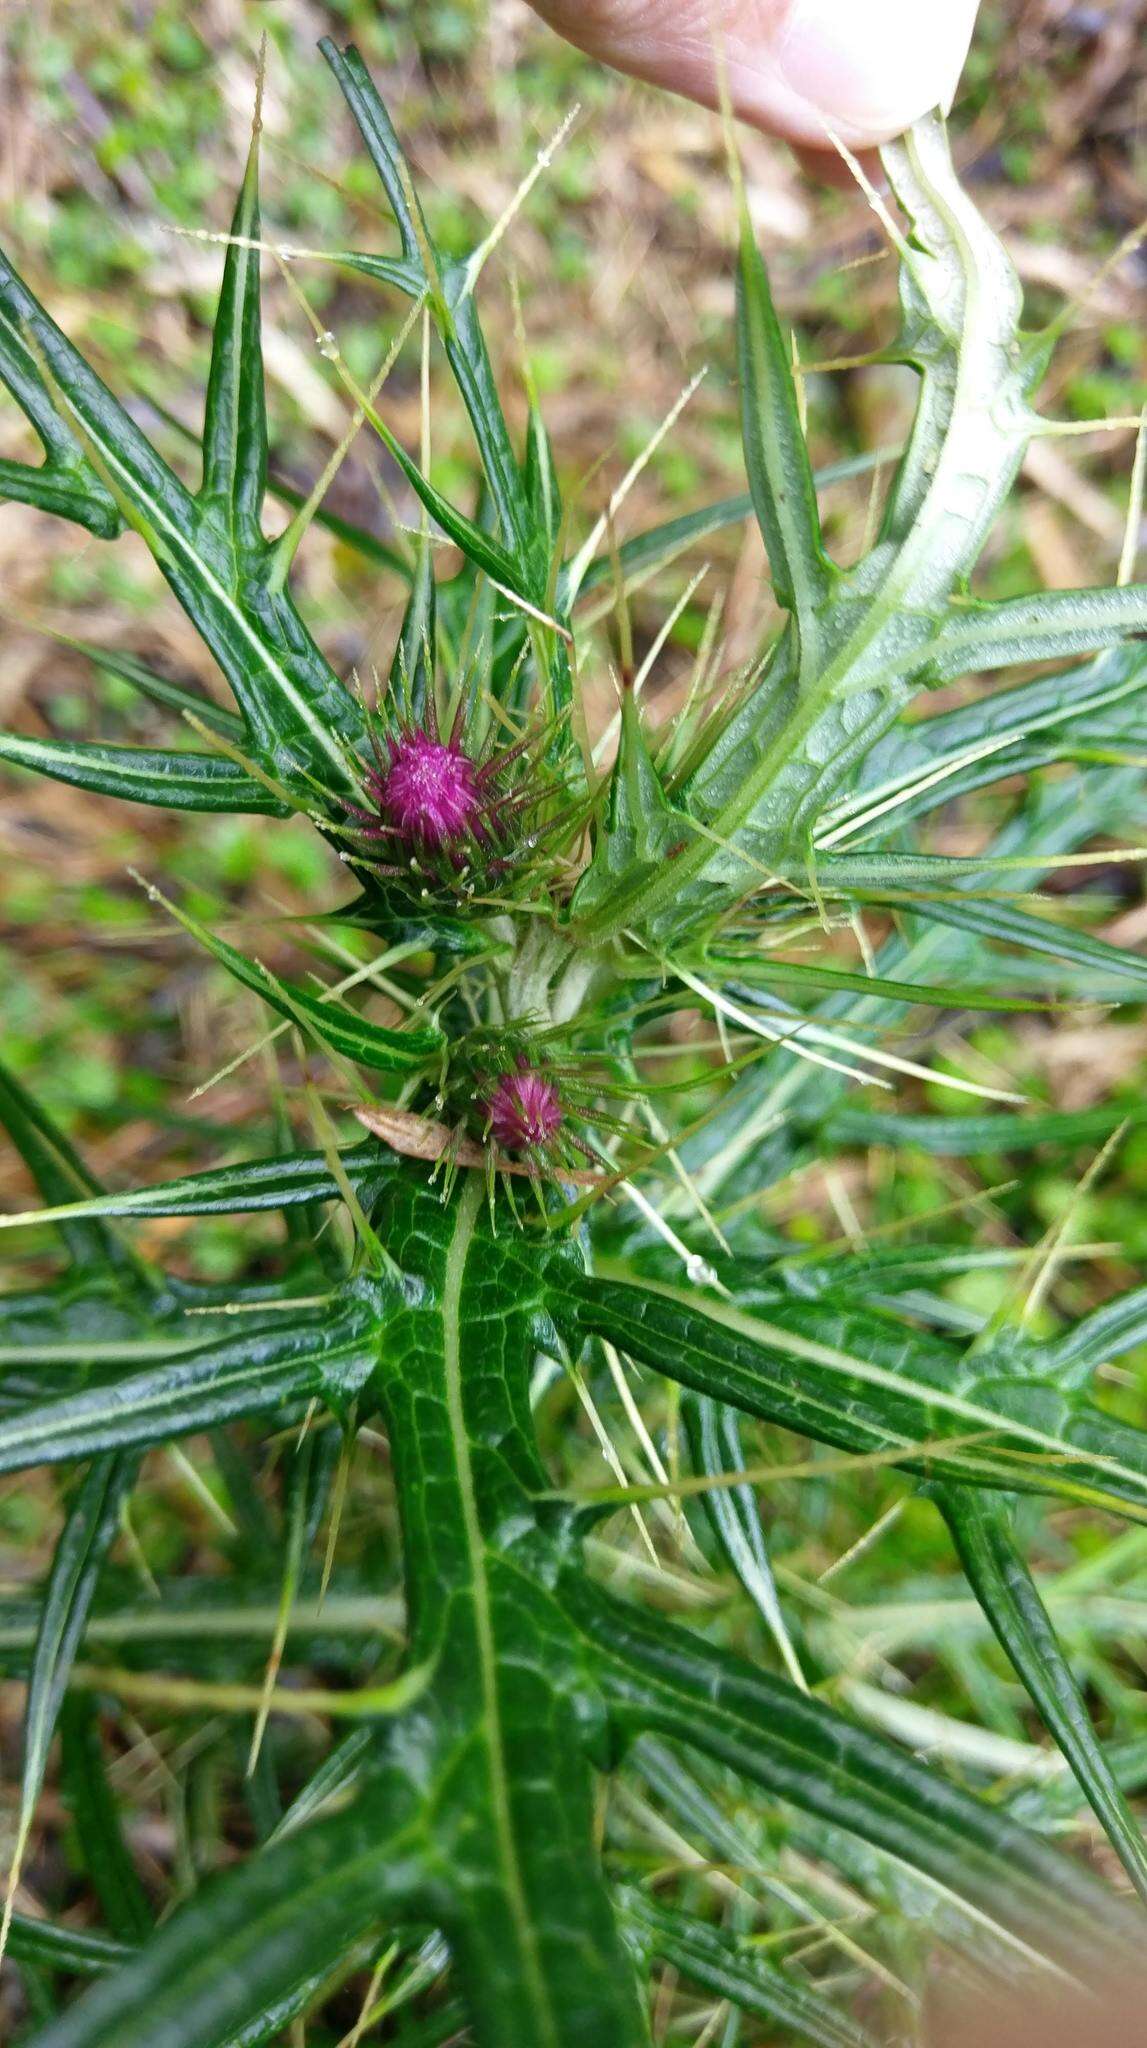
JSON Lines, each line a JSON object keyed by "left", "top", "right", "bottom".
{"left": 778, "top": 0, "right": 979, "bottom": 140}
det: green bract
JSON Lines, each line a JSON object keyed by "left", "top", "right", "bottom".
{"left": 3, "top": 37, "right": 1147, "bottom": 2046}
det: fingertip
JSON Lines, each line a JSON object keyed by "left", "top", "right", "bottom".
{"left": 774, "top": 0, "right": 981, "bottom": 145}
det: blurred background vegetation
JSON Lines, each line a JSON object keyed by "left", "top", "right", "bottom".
{"left": 3, "top": 3, "right": 1147, "bottom": 2034}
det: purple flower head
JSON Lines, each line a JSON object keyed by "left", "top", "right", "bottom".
{"left": 338, "top": 699, "right": 565, "bottom": 903}
{"left": 485, "top": 1065, "right": 563, "bottom": 1155}
{"left": 375, "top": 730, "right": 481, "bottom": 850}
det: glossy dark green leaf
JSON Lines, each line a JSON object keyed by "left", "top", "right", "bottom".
{"left": 5, "top": 1916, "right": 133, "bottom": 1979}
{"left": 0, "top": 1054, "right": 143, "bottom": 1283}
{"left": 926, "top": 585, "right": 1147, "bottom": 683}
{"left": 891, "top": 890, "right": 1147, "bottom": 993}
{"left": 0, "top": 1143, "right": 385, "bottom": 1234}
{"left": 13, "top": 1457, "right": 139, "bottom": 1924}
{"left": 0, "top": 230, "right": 364, "bottom": 788}
{"left": 0, "top": 257, "right": 122, "bottom": 541}
{"left": 681, "top": 1393, "right": 800, "bottom": 1681}
{"left": 31, "top": 1760, "right": 426, "bottom": 2048}
{"left": 564, "top": 1269, "right": 1147, "bottom": 1516}
{"left": 383, "top": 2001, "right": 469, "bottom": 2048}
{"left": 0, "top": 1312, "right": 372, "bottom": 1476}
{"left": 852, "top": 643, "right": 1147, "bottom": 818}
{"left": 154, "top": 897, "right": 443, "bottom": 1074}
{"left": 0, "top": 455, "right": 120, "bottom": 536}
{"left": 1052, "top": 1285, "right": 1147, "bottom": 1391}
{"left": 937, "top": 1484, "right": 1147, "bottom": 1903}
{"left": 148, "top": 349, "right": 414, "bottom": 586}
{"left": 736, "top": 210, "right": 832, "bottom": 632}
{"left": 0, "top": 732, "right": 286, "bottom": 814}
{"left": 321, "top": 41, "right": 541, "bottom": 588}
{"left": 198, "top": 110, "right": 266, "bottom": 552}
{"left": 60, "top": 1692, "right": 153, "bottom": 1943}
{"left": 622, "top": 1887, "right": 879, "bottom": 2048}
{"left": 570, "top": 1578, "right": 1135, "bottom": 1978}
{"left": 362, "top": 1174, "right": 650, "bottom": 2047}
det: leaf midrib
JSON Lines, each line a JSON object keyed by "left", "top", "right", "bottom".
{"left": 442, "top": 1176, "right": 560, "bottom": 2046}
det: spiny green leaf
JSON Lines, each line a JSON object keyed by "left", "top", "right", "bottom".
{"left": 198, "top": 93, "right": 267, "bottom": 553}
{"left": 565, "top": 1269, "right": 1147, "bottom": 1516}
{"left": 892, "top": 889, "right": 1147, "bottom": 993}
{"left": 0, "top": 1055, "right": 144, "bottom": 1283}
{"left": 0, "top": 1314, "right": 372, "bottom": 1477}
{"left": 0, "top": 455, "right": 120, "bottom": 538}
{"left": 143, "top": 889, "right": 443, "bottom": 1075}
{"left": 0, "top": 237, "right": 364, "bottom": 788}
{"left": 852, "top": 643, "right": 1147, "bottom": 818}
{"left": 343, "top": 374, "right": 530, "bottom": 597}
{"left": 682, "top": 1392, "right": 804, "bottom": 1688}
{"left": 569, "top": 1577, "right": 1134, "bottom": 1977}
{"left": 30, "top": 1759, "right": 425, "bottom": 2048}
{"left": 622, "top": 1887, "right": 879, "bottom": 2048}
{"left": 0, "top": 256, "right": 122, "bottom": 541}
{"left": 524, "top": 405, "right": 562, "bottom": 554}
{"left": 575, "top": 113, "right": 1047, "bottom": 944}
{"left": 390, "top": 522, "right": 437, "bottom": 719}
{"left": 713, "top": 947, "right": 1053, "bottom": 1013}
{"left": 3, "top": 1456, "right": 139, "bottom": 1959}
{"left": 5, "top": 1915, "right": 133, "bottom": 1979}
{"left": 634, "top": 1735, "right": 1026, "bottom": 1979}
{"left": 59, "top": 1692, "right": 153, "bottom": 1944}
{"left": 0, "top": 732, "right": 287, "bottom": 814}
{"left": 826, "top": 1101, "right": 1146, "bottom": 1157}
{"left": 937, "top": 1484, "right": 1147, "bottom": 1903}
{"left": 317, "top": 41, "right": 428, "bottom": 270}
{"left": 1050, "top": 1284, "right": 1147, "bottom": 1392}
{"left": 878, "top": 115, "right": 1041, "bottom": 570}
{"left": 322, "top": 42, "right": 542, "bottom": 586}
{"left": 0, "top": 1143, "right": 389, "bottom": 1233}
{"left": 573, "top": 689, "right": 685, "bottom": 918}
{"left": 926, "top": 584, "right": 1147, "bottom": 684}
{"left": 736, "top": 211, "right": 832, "bottom": 635}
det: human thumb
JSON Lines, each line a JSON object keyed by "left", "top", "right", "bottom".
{"left": 525, "top": 0, "right": 982, "bottom": 150}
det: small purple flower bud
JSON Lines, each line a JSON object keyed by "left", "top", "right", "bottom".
{"left": 485, "top": 1066, "right": 563, "bottom": 1154}
{"left": 376, "top": 731, "right": 480, "bottom": 849}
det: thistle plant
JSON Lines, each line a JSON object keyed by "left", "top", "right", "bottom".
{"left": 6, "top": 36, "right": 1147, "bottom": 2047}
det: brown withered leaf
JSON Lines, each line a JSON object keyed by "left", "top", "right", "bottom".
{"left": 353, "top": 1104, "right": 602, "bottom": 1187}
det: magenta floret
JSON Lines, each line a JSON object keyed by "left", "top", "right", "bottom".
{"left": 485, "top": 1066, "right": 563, "bottom": 1154}
{"left": 375, "top": 731, "right": 481, "bottom": 849}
